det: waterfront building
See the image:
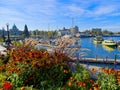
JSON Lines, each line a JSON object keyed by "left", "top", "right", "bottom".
{"left": 79, "top": 32, "right": 91, "bottom": 37}
{"left": 10, "top": 24, "right": 22, "bottom": 36}
{"left": 91, "top": 28, "right": 102, "bottom": 36}
{"left": 57, "top": 26, "right": 79, "bottom": 37}
{"left": 70, "top": 26, "right": 79, "bottom": 36}
{"left": 58, "top": 27, "right": 71, "bottom": 36}
{"left": 0, "top": 28, "right": 7, "bottom": 37}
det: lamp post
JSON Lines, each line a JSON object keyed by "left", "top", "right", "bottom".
{"left": 2, "top": 27, "right": 5, "bottom": 42}
{"left": 6, "top": 23, "right": 10, "bottom": 39}
{"left": 6, "top": 23, "right": 11, "bottom": 48}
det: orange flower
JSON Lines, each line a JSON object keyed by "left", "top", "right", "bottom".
{"left": 117, "top": 71, "right": 120, "bottom": 75}
{"left": 89, "top": 88, "right": 93, "bottom": 90}
{"left": 82, "top": 83, "right": 86, "bottom": 87}
{"left": 90, "top": 79, "right": 93, "bottom": 83}
{"left": 117, "top": 75, "right": 120, "bottom": 79}
{"left": 92, "top": 83, "right": 99, "bottom": 90}
{"left": 108, "top": 68, "right": 116, "bottom": 74}
{"left": 20, "top": 87, "right": 25, "bottom": 90}
{"left": 67, "top": 81, "right": 72, "bottom": 87}
{"left": 91, "top": 68, "right": 97, "bottom": 72}
{"left": 77, "top": 81, "right": 82, "bottom": 86}
{"left": 70, "top": 76, "right": 74, "bottom": 81}
{"left": 63, "top": 70, "right": 68, "bottom": 74}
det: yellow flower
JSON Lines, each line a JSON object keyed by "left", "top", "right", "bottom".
{"left": 20, "top": 87, "right": 25, "bottom": 90}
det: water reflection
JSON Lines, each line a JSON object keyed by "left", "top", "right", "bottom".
{"left": 93, "top": 41, "right": 102, "bottom": 48}
{"left": 102, "top": 45, "right": 116, "bottom": 52}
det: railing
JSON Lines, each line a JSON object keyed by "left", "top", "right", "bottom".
{"left": 74, "top": 54, "right": 120, "bottom": 70}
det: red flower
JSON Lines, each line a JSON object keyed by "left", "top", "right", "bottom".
{"left": 3, "top": 82, "right": 13, "bottom": 90}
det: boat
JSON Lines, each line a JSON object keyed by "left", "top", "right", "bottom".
{"left": 93, "top": 36, "right": 104, "bottom": 43}
{"left": 102, "top": 45, "right": 115, "bottom": 52}
{"left": 102, "top": 39, "right": 117, "bottom": 46}
{"left": 117, "top": 40, "right": 120, "bottom": 48}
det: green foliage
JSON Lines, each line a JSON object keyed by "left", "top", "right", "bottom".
{"left": 65, "top": 62, "right": 94, "bottom": 90}
{"left": 97, "top": 72, "right": 118, "bottom": 90}
{"left": 23, "top": 24, "right": 30, "bottom": 38}
{"left": 7, "top": 61, "right": 71, "bottom": 89}
{"left": 12, "top": 41, "right": 23, "bottom": 46}
{"left": 0, "top": 73, "right": 6, "bottom": 83}
{"left": 73, "top": 63, "right": 90, "bottom": 81}
{"left": 3, "top": 46, "right": 71, "bottom": 89}
{"left": 0, "top": 37, "right": 4, "bottom": 42}
{"left": 0, "top": 54, "right": 9, "bottom": 65}
{"left": 1, "top": 45, "right": 120, "bottom": 90}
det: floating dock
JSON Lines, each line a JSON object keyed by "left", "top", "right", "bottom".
{"left": 76, "top": 58, "right": 120, "bottom": 64}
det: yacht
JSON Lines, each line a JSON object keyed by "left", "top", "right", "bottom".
{"left": 93, "top": 36, "right": 104, "bottom": 43}
{"left": 102, "top": 39, "right": 117, "bottom": 46}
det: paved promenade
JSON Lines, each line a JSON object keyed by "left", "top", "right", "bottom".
{"left": 0, "top": 45, "right": 6, "bottom": 54}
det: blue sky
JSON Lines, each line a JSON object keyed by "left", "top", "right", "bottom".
{"left": 0, "top": 0, "right": 120, "bottom": 31}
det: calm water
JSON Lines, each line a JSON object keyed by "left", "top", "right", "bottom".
{"left": 80, "top": 37, "right": 120, "bottom": 59}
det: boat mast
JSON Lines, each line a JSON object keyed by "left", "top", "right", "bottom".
{"left": 72, "top": 17, "right": 74, "bottom": 27}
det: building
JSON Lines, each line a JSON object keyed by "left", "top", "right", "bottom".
{"left": 70, "top": 26, "right": 79, "bottom": 36}
{"left": 58, "top": 26, "right": 79, "bottom": 37}
{"left": 58, "top": 27, "right": 71, "bottom": 36}
{"left": 10, "top": 24, "right": 22, "bottom": 36}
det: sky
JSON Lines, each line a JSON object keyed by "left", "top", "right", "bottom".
{"left": 0, "top": 0, "right": 120, "bottom": 31}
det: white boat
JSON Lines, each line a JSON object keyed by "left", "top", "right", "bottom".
{"left": 102, "top": 39, "right": 117, "bottom": 46}
{"left": 93, "top": 36, "right": 104, "bottom": 43}
{"left": 117, "top": 40, "right": 120, "bottom": 48}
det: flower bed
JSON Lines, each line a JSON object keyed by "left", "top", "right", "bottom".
{"left": 0, "top": 45, "right": 120, "bottom": 90}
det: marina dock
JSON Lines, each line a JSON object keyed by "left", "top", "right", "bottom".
{"left": 79, "top": 58, "right": 120, "bottom": 64}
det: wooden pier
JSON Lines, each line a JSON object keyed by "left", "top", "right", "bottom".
{"left": 77, "top": 58, "right": 120, "bottom": 64}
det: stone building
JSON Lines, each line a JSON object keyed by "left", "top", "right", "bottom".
{"left": 10, "top": 24, "right": 22, "bottom": 36}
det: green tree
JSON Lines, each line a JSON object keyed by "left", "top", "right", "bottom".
{"left": 91, "top": 29, "right": 102, "bottom": 36}
{"left": 102, "top": 30, "right": 114, "bottom": 35}
{"left": 23, "top": 24, "right": 30, "bottom": 38}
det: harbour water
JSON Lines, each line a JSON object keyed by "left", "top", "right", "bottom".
{"left": 80, "top": 36, "right": 120, "bottom": 59}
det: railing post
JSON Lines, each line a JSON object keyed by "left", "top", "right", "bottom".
{"left": 106, "top": 56, "right": 108, "bottom": 63}
{"left": 114, "top": 55, "right": 117, "bottom": 69}
{"left": 96, "top": 55, "right": 97, "bottom": 61}
{"left": 114, "top": 54, "right": 117, "bottom": 64}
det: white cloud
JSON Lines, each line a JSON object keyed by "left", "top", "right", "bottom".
{"left": 0, "top": 0, "right": 120, "bottom": 31}
{"left": 93, "top": 5, "right": 116, "bottom": 15}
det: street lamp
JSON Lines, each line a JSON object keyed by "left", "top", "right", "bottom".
{"left": 6, "top": 23, "right": 11, "bottom": 48}
{"left": 6, "top": 23, "right": 10, "bottom": 39}
{"left": 2, "top": 27, "right": 5, "bottom": 42}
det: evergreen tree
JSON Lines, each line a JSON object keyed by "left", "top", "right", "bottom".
{"left": 23, "top": 24, "right": 30, "bottom": 38}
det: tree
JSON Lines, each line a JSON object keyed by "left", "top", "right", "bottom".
{"left": 102, "top": 30, "right": 113, "bottom": 35}
{"left": 23, "top": 24, "right": 30, "bottom": 38}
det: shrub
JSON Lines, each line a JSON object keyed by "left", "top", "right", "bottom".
{"left": 96, "top": 68, "right": 118, "bottom": 90}
{"left": 4, "top": 46, "right": 72, "bottom": 89}
{"left": 65, "top": 62, "right": 94, "bottom": 90}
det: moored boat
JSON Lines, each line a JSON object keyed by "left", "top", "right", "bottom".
{"left": 117, "top": 40, "right": 120, "bottom": 48}
{"left": 102, "top": 39, "right": 117, "bottom": 46}
{"left": 102, "top": 45, "right": 115, "bottom": 52}
{"left": 93, "top": 36, "right": 104, "bottom": 43}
